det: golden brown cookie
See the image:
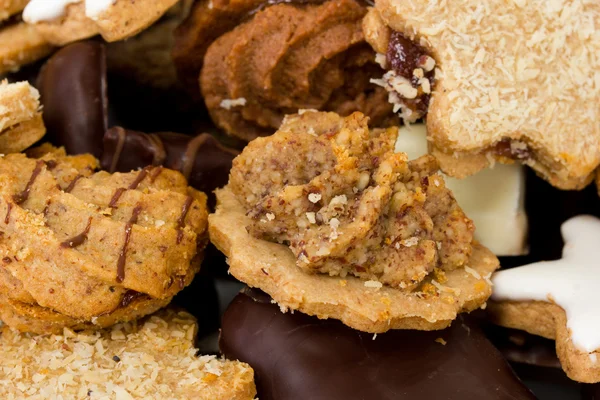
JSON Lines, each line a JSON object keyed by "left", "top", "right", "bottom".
{"left": 0, "top": 309, "right": 257, "bottom": 399}
{"left": 0, "top": 22, "right": 54, "bottom": 75}
{"left": 22, "top": 0, "right": 179, "bottom": 45}
{"left": 0, "top": 146, "right": 208, "bottom": 334}
{"left": 173, "top": 0, "right": 395, "bottom": 141}
{"left": 0, "top": 80, "right": 46, "bottom": 153}
{"left": 363, "top": 1, "right": 600, "bottom": 190}
{"left": 0, "top": 0, "right": 28, "bottom": 21}
{"left": 209, "top": 111, "right": 499, "bottom": 333}
{"left": 489, "top": 215, "right": 600, "bottom": 382}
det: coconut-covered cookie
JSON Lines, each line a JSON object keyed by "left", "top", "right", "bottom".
{"left": 0, "top": 309, "right": 256, "bottom": 399}
{"left": 363, "top": 0, "right": 600, "bottom": 190}
{"left": 0, "top": 80, "right": 46, "bottom": 153}
{"left": 209, "top": 111, "right": 499, "bottom": 333}
{"left": 0, "top": 145, "right": 208, "bottom": 334}
{"left": 173, "top": 0, "right": 395, "bottom": 141}
{"left": 490, "top": 215, "right": 600, "bottom": 383}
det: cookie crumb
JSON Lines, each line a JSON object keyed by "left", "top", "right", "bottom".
{"left": 364, "top": 280, "right": 383, "bottom": 289}
{"left": 435, "top": 337, "right": 447, "bottom": 345}
{"left": 220, "top": 98, "right": 247, "bottom": 110}
{"left": 308, "top": 193, "right": 322, "bottom": 203}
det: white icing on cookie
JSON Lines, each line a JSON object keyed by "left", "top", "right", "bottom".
{"left": 23, "top": 0, "right": 117, "bottom": 23}
{"left": 492, "top": 215, "right": 600, "bottom": 353}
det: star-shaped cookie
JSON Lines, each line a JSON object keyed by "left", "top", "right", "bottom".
{"left": 365, "top": 0, "right": 600, "bottom": 189}
{"left": 490, "top": 215, "right": 600, "bottom": 382}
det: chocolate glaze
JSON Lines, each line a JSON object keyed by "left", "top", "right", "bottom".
{"left": 127, "top": 165, "right": 153, "bottom": 190}
{"left": 60, "top": 217, "right": 93, "bottom": 249}
{"left": 116, "top": 205, "right": 142, "bottom": 283}
{"left": 102, "top": 128, "right": 239, "bottom": 197}
{"left": 582, "top": 384, "right": 600, "bottom": 399}
{"left": 37, "top": 42, "right": 108, "bottom": 158}
{"left": 484, "top": 324, "right": 560, "bottom": 369}
{"left": 13, "top": 160, "right": 45, "bottom": 205}
{"left": 220, "top": 288, "right": 537, "bottom": 400}
{"left": 176, "top": 196, "right": 194, "bottom": 244}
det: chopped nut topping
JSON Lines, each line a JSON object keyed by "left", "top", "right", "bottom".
{"left": 230, "top": 112, "right": 475, "bottom": 290}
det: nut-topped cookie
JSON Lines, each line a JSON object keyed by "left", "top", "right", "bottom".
{"left": 363, "top": 0, "right": 600, "bottom": 189}
{"left": 0, "top": 145, "right": 208, "bottom": 334}
{"left": 210, "top": 111, "right": 499, "bottom": 333}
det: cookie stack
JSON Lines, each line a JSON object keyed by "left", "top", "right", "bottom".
{"left": 0, "top": 0, "right": 599, "bottom": 398}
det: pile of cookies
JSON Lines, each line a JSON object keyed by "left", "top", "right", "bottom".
{"left": 0, "top": 0, "right": 599, "bottom": 398}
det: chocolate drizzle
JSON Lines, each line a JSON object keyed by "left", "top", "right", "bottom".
{"left": 116, "top": 205, "right": 142, "bottom": 283}
{"left": 108, "top": 188, "right": 126, "bottom": 209}
{"left": 64, "top": 174, "right": 83, "bottom": 193}
{"left": 4, "top": 202, "right": 12, "bottom": 224}
{"left": 13, "top": 160, "right": 44, "bottom": 205}
{"left": 149, "top": 165, "right": 164, "bottom": 183}
{"left": 60, "top": 217, "right": 93, "bottom": 248}
{"left": 176, "top": 196, "right": 194, "bottom": 244}
{"left": 120, "top": 289, "right": 144, "bottom": 308}
{"left": 127, "top": 166, "right": 153, "bottom": 190}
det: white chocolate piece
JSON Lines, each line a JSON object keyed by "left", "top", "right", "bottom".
{"left": 492, "top": 215, "right": 600, "bottom": 353}
{"left": 395, "top": 124, "right": 527, "bottom": 256}
{"left": 23, "top": 0, "right": 116, "bottom": 23}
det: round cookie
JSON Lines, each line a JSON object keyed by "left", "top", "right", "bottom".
{"left": 220, "top": 287, "right": 536, "bottom": 400}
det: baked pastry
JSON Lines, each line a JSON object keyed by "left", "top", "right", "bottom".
{"left": 0, "top": 309, "right": 256, "bottom": 399}
{"left": 220, "top": 287, "right": 536, "bottom": 400}
{"left": 362, "top": 1, "right": 600, "bottom": 189}
{"left": 0, "top": 146, "right": 208, "bottom": 334}
{"left": 103, "top": 127, "right": 238, "bottom": 200}
{"left": 37, "top": 40, "right": 107, "bottom": 158}
{"left": 0, "top": 80, "right": 46, "bottom": 153}
{"left": 490, "top": 215, "right": 600, "bottom": 382}
{"left": 0, "top": 1, "right": 53, "bottom": 75}
{"left": 173, "top": 0, "right": 395, "bottom": 141}
{"left": 22, "top": 0, "right": 179, "bottom": 45}
{"left": 210, "top": 111, "right": 499, "bottom": 332}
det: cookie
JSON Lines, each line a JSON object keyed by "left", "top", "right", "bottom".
{"left": 363, "top": 1, "right": 600, "bottom": 189}
{"left": 173, "top": 0, "right": 395, "bottom": 141}
{"left": 23, "top": 0, "right": 179, "bottom": 45}
{"left": 103, "top": 127, "right": 239, "bottom": 201}
{"left": 489, "top": 215, "right": 600, "bottom": 382}
{"left": 0, "top": 0, "right": 28, "bottom": 21}
{"left": 0, "top": 309, "right": 257, "bottom": 399}
{"left": 37, "top": 41, "right": 107, "bottom": 158}
{"left": 220, "top": 287, "right": 536, "bottom": 400}
{"left": 0, "top": 146, "right": 209, "bottom": 334}
{"left": 0, "top": 80, "right": 46, "bottom": 153}
{"left": 209, "top": 111, "right": 499, "bottom": 333}
{"left": 0, "top": 22, "right": 54, "bottom": 76}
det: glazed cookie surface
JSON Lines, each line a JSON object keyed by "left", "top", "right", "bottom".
{"left": 490, "top": 215, "right": 600, "bottom": 383}
{"left": 364, "top": 0, "right": 600, "bottom": 189}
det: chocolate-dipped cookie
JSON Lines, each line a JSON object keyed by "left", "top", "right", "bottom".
{"left": 102, "top": 127, "right": 238, "bottom": 199}
{"left": 220, "top": 288, "right": 536, "bottom": 400}
{"left": 37, "top": 41, "right": 107, "bottom": 158}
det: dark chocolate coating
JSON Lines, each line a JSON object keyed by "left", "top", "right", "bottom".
{"left": 484, "top": 324, "right": 560, "bottom": 369}
{"left": 582, "top": 384, "right": 600, "bottom": 399}
{"left": 37, "top": 41, "right": 108, "bottom": 158}
{"left": 220, "top": 288, "right": 537, "bottom": 400}
{"left": 102, "top": 127, "right": 238, "bottom": 196}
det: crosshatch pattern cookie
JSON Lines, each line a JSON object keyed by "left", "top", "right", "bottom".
{"left": 0, "top": 309, "right": 257, "bottom": 399}
{"left": 364, "top": 0, "right": 600, "bottom": 189}
{"left": 0, "top": 80, "right": 46, "bottom": 153}
{"left": 490, "top": 215, "right": 600, "bottom": 383}
{"left": 174, "top": 0, "right": 395, "bottom": 141}
{"left": 0, "top": 146, "right": 208, "bottom": 334}
{"left": 22, "top": 0, "right": 179, "bottom": 45}
{"left": 210, "top": 111, "right": 499, "bottom": 333}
